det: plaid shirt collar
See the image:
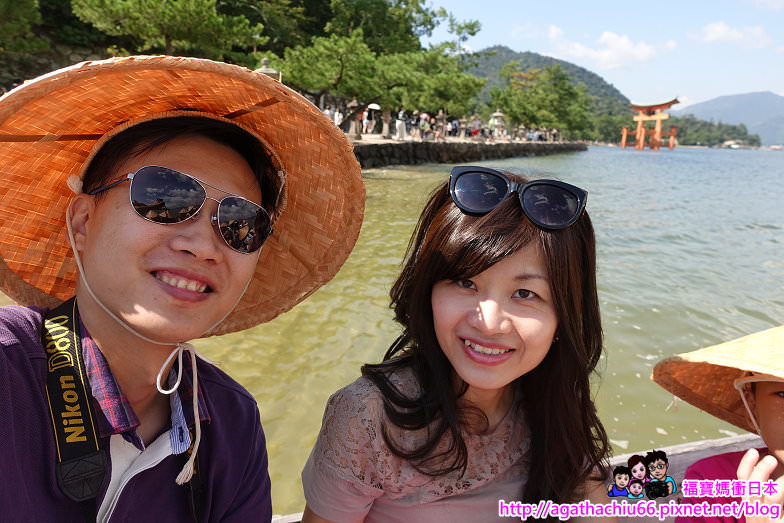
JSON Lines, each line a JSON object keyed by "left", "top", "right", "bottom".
{"left": 78, "top": 319, "right": 210, "bottom": 449}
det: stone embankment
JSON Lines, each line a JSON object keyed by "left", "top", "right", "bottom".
{"left": 352, "top": 140, "right": 587, "bottom": 168}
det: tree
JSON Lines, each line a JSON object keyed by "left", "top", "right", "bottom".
{"left": 405, "top": 46, "right": 485, "bottom": 116}
{"left": 325, "top": 0, "right": 446, "bottom": 54}
{"left": 282, "top": 32, "right": 483, "bottom": 116}
{"left": 369, "top": 48, "right": 483, "bottom": 136}
{"left": 592, "top": 114, "right": 633, "bottom": 143}
{"left": 39, "top": 0, "right": 118, "bottom": 47}
{"left": 669, "top": 115, "right": 761, "bottom": 147}
{"left": 1, "top": 0, "right": 46, "bottom": 52}
{"left": 217, "top": 0, "right": 308, "bottom": 56}
{"left": 280, "top": 29, "right": 376, "bottom": 102}
{"left": 491, "top": 63, "right": 593, "bottom": 138}
{"left": 72, "top": 0, "right": 264, "bottom": 58}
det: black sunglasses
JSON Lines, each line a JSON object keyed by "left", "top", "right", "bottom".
{"left": 89, "top": 165, "right": 273, "bottom": 254}
{"left": 449, "top": 166, "right": 587, "bottom": 230}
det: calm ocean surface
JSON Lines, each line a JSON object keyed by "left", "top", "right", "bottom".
{"left": 7, "top": 145, "right": 781, "bottom": 514}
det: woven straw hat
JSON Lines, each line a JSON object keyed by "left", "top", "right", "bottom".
{"left": 652, "top": 326, "right": 784, "bottom": 433}
{"left": 0, "top": 55, "right": 364, "bottom": 336}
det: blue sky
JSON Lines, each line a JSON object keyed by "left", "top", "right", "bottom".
{"left": 423, "top": 0, "right": 784, "bottom": 108}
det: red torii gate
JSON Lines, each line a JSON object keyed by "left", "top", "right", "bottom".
{"left": 621, "top": 98, "right": 679, "bottom": 150}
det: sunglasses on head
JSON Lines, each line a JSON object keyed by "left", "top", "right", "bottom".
{"left": 89, "top": 165, "right": 273, "bottom": 254}
{"left": 449, "top": 166, "right": 587, "bottom": 230}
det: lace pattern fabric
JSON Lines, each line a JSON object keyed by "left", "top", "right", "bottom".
{"left": 304, "top": 368, "right": 529, "bottom": 514}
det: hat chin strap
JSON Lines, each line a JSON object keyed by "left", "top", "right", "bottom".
{"left": 733, "top": 373, "right": 784, "bottom": 437}
{"left": 64, "top": 204, "right": 253, "bottom": 485}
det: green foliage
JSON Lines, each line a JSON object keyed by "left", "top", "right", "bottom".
{"left": 491, "top": 63, "right": 592, "bottom": 138}
{"left": 72, "top": 0, "right": 264, "bottom": 57}
{"left": 592, "top": 114, "right": 634, "bottom": 143}
{"left": 281, "top": 29, "right": 376, "bottom": 100}
{"left": 469, "top": 45, "right": 629, "bottom": 113}
{"left": 591, "top": 96, "right": 633, "bottom": 118}
{"left": 0, "top": 0, "right": 47, "bottom": 52}
{"left": 403, "top": 46, "right": 485, "bottom": 115}
{"left": 290, "top": 0, "right": 333, "bottom": 41}
{"left": 281, "top": 33, "right": 483, "bottom": 116}
{"left": 325, "top": 0, "right": 446, "bottom": 53}
{"left": 38, "top": 0, "right": 115, "bottom": 47}
{"left": 670, "top": 115, "right": 761, "bottom": 147}
{"left": 217, "top": 0, "right": 308, "bottom": 56}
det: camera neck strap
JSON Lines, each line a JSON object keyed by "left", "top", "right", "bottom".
{"left": 42, "top": 297, "right": 205, "bottom": 522}
{"left": 42, "top": 297, "right": 107, "bottom": 517}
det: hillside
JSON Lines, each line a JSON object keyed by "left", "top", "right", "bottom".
{"left": 467, "top": 45, "right": 630, "bottom": 115}
{"left": 672, "top": 91, "right": 784, "bottom": 145}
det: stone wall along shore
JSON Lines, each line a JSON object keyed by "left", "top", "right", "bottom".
{"left": 352, "top": 141, "right": 587, "bottom": 169}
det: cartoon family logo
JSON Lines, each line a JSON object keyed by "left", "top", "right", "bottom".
{"left": 608, "top": 450, "right": 679, "bottom": 500}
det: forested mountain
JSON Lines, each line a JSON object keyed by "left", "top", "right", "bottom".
{"left": 467, "top": 45, "right": 630, "bottom": 115}
{"left": 672, "top": 92, "right": 784, "bottom": 145}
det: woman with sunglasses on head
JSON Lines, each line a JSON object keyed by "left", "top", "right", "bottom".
{"left": 301, "top": 166, "right": 612, "bottom": 522}
{"left": 654, "top": 328, "right": 784, "bottom": 523}
{"left": 0, "top": 57, "right": 363, "bottom": 521}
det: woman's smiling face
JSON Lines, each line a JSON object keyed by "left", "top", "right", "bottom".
{"left": 430, "top": 243, "right": 558, "bottom": 398}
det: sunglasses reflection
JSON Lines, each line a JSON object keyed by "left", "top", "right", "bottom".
{"left": 133, "top": 198, "right": 262, "bottom": 253}
{"left": 221, "top": 220, "right": 252, "bottom": 244}
{"left": 133, "top": 199, "right": 198, "bottom": 222}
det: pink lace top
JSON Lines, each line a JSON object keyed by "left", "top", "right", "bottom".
{"left": 302, "top": 369, "right": 530, "bottom": 522}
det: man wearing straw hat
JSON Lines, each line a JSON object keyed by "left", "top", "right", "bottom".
{"left": 653, "top": 326, "right": 784, "bottom": 521}
{"left": 0, "top": 56, "right": 363, "bottom": 521}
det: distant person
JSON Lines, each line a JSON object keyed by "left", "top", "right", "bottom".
{"left": 409, "top": 110, "right": 420, "bottom": 140}
{"left": 419, "top": 116, "right": 431, "bottom": 141}
{"left": 333, "top": 107, "right": 344, "bottom": 127}
{"left": 322, "top": 104, "right": 334, "bottom": 122}
{"left": 0, "top": 55, "right": 363, "bottom": 520}
{"left": 396, "top": 106, "right": 407, "bottom": 140}
{"left": 431, "top": 117, "right": 445, "bottom": 142}
{"left": 362, "top": 109, "right": 375, "bottom": 134}
{"left": 301, "top": 166, "right": 612, "bottom": 521}
{"left": 654, "top": 326, "right": 784, "bottom": 522}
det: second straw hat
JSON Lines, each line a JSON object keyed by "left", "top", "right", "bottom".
{"left": 653, "top": 325, "right": 784, "bottom": 433}
{"left": 0, "top": 55, "right": 364, "bottom": 336}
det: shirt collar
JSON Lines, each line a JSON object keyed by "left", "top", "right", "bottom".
{"left": 78, "top": 319, "right": 210, "bottom": 448}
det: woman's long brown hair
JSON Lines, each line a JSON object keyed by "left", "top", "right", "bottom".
{"left": 362, "top": 173, "right": 609, "bottom": 504}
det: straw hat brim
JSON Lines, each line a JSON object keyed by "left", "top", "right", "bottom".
{"left": 652, "top": 326, "right": 784, "bottom": 433}
{"left": 0, "top": 55, "right": 364, "bottom": 336}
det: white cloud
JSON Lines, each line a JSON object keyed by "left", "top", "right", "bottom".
{"left": 776, "top": 45, "right": 784, "bottom": 54}
{"left": 664, "top": 40, "right": 677, "bottom": 49}
{"left": 546, "top": 28, "right": 658, "bottom": 69}
{"left": 692, "top": 21, "right": 772, "bottom": 48}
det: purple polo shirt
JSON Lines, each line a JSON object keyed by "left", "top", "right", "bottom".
{"left": 0, "top": 305, "right": 272, "bottom": 522}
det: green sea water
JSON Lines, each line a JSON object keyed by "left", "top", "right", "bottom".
{"left": 7, "top": 146, "right": 782, "bottom": 515}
